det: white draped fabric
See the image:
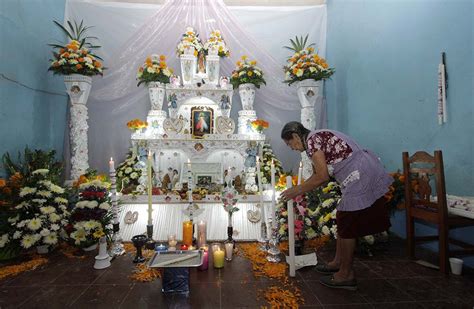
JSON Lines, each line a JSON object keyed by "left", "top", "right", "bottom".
{"left": 64, "top": 0, "right": 327, "bottom": 175}
{"left": 118, "top": 202, "right": 272, "bottom": 241}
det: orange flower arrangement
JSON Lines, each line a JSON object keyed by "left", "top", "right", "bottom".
{"left": 385, "top": 171, "right": 419, "bottom": 211}
{"left": 250, "top": 119, "right": 269, "bottom": 133}
{"left": 126, "top": 119, "right": 148, "bottom": 131}
{"left": 275, "top": 174, "right": 298, "bottom": 191}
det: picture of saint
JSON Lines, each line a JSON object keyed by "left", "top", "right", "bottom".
{"left": 195, "top": 112, "right": 208, "bottom": 133}
{"left": 191, "top": 107, "right": 213, "bottom": 137}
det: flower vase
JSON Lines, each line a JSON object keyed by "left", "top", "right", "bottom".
{"left": 82, "top": 243, "right": 98, "bottom": 252}
{"left": 296, "top": 79, "right": 321, "bottom": 130}
{"left": 148, "top": 82, "right": 165, "bottom": 110}
{"left": 64, "top": 74, "right": 92, "bottom": 180}
{"left": 206, "top": 54, "right": 220, "bottom": 85}
{"left": 180, "top": 54, "right": 197, "bottom": 85}
{"left": 238, "top": 83, "right": 256, "bottom": 110}
{"left": 36, "top": 245, "right": 49, "bottom": 254}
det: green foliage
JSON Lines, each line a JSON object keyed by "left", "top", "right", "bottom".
{"left": 283, "top": 34, "right": 315, "bottom": 53}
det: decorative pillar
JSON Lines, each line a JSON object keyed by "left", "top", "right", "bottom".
{"left": 296, "top": 79, "right": 321, "bottom": 181}
{"left": 64, "top": 74, "right": 92, "bottom": 180}
{"left": 205, "top": 54, "right": 220, "bottom": 86}
{"left": 180, "top": 53, "right": 197, "bottom": 85}
{"left": 238, "top": 110, "right": 257, "bottom": 134}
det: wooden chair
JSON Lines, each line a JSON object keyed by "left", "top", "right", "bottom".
{"left": 403, "top": 150, "right": 474, "bottom": 274}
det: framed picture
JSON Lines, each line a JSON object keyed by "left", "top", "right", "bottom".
{"left": 196, "top": 175, "right": 212, "bottom": 187}
{"left": 191, "top": 106, "right": 213, "bottom": 137}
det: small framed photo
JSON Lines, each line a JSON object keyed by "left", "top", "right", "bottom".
{"left": 196, "top": 175, "right": 212, "bottom": 187}
{"left": 191, "top": 106, "right": 213, "bottom": 137}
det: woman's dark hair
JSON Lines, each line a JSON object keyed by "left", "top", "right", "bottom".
{"left": 281, "top": 121, "right": 311, "bottom": 146}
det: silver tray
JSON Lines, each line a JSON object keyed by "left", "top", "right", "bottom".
{"left": 148, "top": 250, "right": 204, "bottom": 268}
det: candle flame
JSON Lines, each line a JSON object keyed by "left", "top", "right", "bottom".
{"left": 148, "top": 150, "right": 152, "bottom": 157}
{"left": 271, "top": 158, "right": 274, "bottom": 165}
{"left": 110, "top": 157, "right": 113, "bottom": 162}
{"left": 299, "top": 161, "right": 302, "bottom": 168}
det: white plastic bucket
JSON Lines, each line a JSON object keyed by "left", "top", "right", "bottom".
{"left": 449, "top": 257, "right": 463, "bottom": 275}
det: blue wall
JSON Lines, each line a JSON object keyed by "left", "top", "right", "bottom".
{"left": 0, "top": 0, "right": 67, "bottom": 176}
{"left": 326, "top": 0, "right": 473, "bottom": 267}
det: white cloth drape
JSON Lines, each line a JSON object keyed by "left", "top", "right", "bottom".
{"left": 64, "top": 0, "right": 327, "bottom": 175}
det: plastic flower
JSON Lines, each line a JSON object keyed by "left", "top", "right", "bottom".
{"left": 203, "top": 29, "right": 230, "bottom": 57}
{"left": 230, "top": 56, "right": 266, "bottom": 89}
{"left": 176, "top": 27, "right": 203, "bottom": 56}
{"left": 127, "top": 119, "right": 148, "bottom": 131}
{"left": 137, "top": 54, "right": 174, "bottom": 86}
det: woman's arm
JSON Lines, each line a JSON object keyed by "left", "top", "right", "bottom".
{"left": 281, "top": 150, "right": 330, "bottom": 200}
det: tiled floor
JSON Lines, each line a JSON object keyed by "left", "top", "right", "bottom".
{"left": 1, "top": 237, "right": 473, "bottom": 308}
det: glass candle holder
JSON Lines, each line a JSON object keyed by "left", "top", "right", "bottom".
{"left": 224, "top": 240, "right": 234, "bottom": 261}
{"left": 198, "top": 245, "right": 209, "bottom": 271}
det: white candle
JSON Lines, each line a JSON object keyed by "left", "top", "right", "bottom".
{"left": 270, "top": 159, "right": 276, "bottom": 229}
{"left": 109, "top": 157, "right": 115, "bottom": 173}
{"left": 225, "top": 242, "right": 234, "bottom": 261}
{"left": 286, "top": 175, "right": 295, "bottom": 277}
{"left": 297, "top": 161, "right": 303, "bottom": 185}
{"left": 256, "top": 156, "right": 267, "bottom": 236}
{"left": 197, "top": 220, "right": 207, "bottom": 248}
{"left": 147, "top": 151, "right": 153, "bottom": 225}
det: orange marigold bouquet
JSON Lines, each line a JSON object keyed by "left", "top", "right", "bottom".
{"left": 127, "top": 119, "right": 148, "bottom": 131}
{"left": 283, "top": 35, "right": 334, "bottom": 85}
{"left": 137, "top": 54, "right": 174, "bottom": 86}
{"left": 250, "top": 119, "right": 269, "bottom": 134}
{"left": 230, "top": 56, "right": 266, "bottom": 89}
{"left": 48, "top": 20, "right": 104, "bottom": 76}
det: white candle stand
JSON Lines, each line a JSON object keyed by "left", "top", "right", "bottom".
{"left": 109, "top": 158, "right": 125, "bottom": 256}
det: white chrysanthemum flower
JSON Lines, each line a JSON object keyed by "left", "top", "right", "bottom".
{"left": 84, "top": 56, "right": 93, "bottom": 63}
{"left": 99, "top": 202, "right": 111, "bottom": 210}
{"left": 124, "top": 167, "right": 133, "bottom": 174}
{"left": 40, "top": 206, "right": 56, "bottom": 215}
{"left": 32, "top": 169, "right": 49, "bottom": 175}
{"left": 117, "top": 171, "right": 123, "bottom": 177}
{"left": 32, "top": 199, "right": 47, "bottom": 205}
{"left": 21, "top": 234, "right": 37, "bottom": 248}
{"left": 54, "top": 197, "right": 68, "bottom": 205}
{"left": 37, "top": 190, "right": 52, "bottom": 198}
{"left": 19, "top": 187, "right": 37, "bottom": 197}
{"left": 305, "top": 218, "right": 312, "bottom": 226}
{"left": 322, "top": 225, "right": 330, "bottom": 235}
{"left": 262, "top": 177, "right": 268, "bottom": 184}
{"left": 83, "top": 220, "right": 98, "bottom": 231}
{"left": 13, "top": 231, "right": 22, "bottom": 239}
{"left": 322, "top": 198, "right": 335, "bottom": 208}
{"left": 40, "top": 228, "right": 51, "bottom": 237}
{"left": 49, "top": 213, "right": 60, "bottom": 222}
{"left": 43, "top": 233, "right": 58, "bottom": 245}
{"left": 76, "top": 201, "right": 88, "bottom": 209}
{"left": 0, "top": 234, "right": 9, "bottom": 248}
{"left": 130, "top": 172, "right": 138, "bottom": 179}
{"left": 306, "top": 228, "right": 317, "bottom": 239}
{"left": 59, "top": 205, "right": 67, "bottom": 211}
{"left": 50, "top": 224, "right": 60, "bottom": 231}
{"left": 146, "top": 67, "right": 156, "bottom": 74}
{"left": 17, "top": 220, "right": 27, "bottom": 228}
{"left": 86, "top": 201, "right": 99, "bottom": 209}
{"left": 331, "top": 209, "right": 337, "bottom": 219}
{"left": 8, "top": 215, "right": 19, "bottom": 223}
{"left": 50, "top": 184, "right": 65, "bottom": 194}
{"left": 364, "top": 235, "right": 375, "bottom": 245}
{"left": 27, "top": 218, "right": 42, "bottom": 231}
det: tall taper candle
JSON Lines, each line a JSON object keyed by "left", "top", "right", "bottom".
{"left": 270, "top": 159, "right": 276, "bottom": 229}
{"left": 109, "top": 157, "right": 119, "bottom": 225}
{"left": 256, "top": 156, "right": 267, "bottom": 236}
{"left": 297, "top": 161, "right": 303, "bottom": 185}
{"left": 286, "top": 175, "right": 295, "bottom": 277}
{"left": 147, "top": 151, "right": 153, "bottom": 226}
{"left": 197, "top": 220, "right": 207, "bottom": 248}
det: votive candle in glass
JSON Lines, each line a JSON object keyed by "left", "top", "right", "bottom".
{"left": 224, "top": 242, "right": 234, "bottom": 261}
{"left": 198, "top": 245, "right": 209, "bottom": 271}
{"left": 212, "top": 244, "right": 225, "bottom": 269}
{"left": 182, "top": 221, "right": 193, "bottom": 246}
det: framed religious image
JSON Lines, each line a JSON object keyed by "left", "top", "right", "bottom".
{"left": 196, "top": 175, "right": 212, "bottom": 187}
{"left": 191, "top": 106, "right": 213, "bottom": 137}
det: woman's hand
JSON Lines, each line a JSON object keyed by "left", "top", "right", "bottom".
{"left": 281, "top": 186, "right": 301, "bottom": 201}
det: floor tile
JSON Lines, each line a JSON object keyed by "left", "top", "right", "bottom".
{"left": 305, "top": 280, "right": 368, "bottom": 305}
{"left": 0, "top": 286, "right": 41, "bottom": 309}
{"left": 69, "top": 284, "right": 132, "bottom": 308}
{"left": 357, "top": 278, "right": 414, "bottom": 303}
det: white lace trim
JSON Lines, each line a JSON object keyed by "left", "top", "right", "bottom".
{"left": 342, "top": 170, "right": 360, "bottom": 188}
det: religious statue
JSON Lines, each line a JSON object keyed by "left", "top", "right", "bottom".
{"left": 220, "top": 95, "right": 230, "bottom": 110}
{"left": 171, "top": 169, "right": 180, "bottom": 189}
{"left": 198, "top": 51, "right": 206, "bottom": 74}
{"left": 244, "top": 142, "right": 257, "bottom": 168}
{"left": 168, "top": 94, "right": 178, "bottom": 109}
{"left": 234, "top": 175, "right": 242, "bottom": 192}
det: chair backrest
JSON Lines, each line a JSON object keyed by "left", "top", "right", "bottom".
{"left": 402, "top": 150, "right": 448, "bottom": 222}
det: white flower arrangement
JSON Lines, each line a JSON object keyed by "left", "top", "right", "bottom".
{"left": 203, "top": 30, "right": 230, "bottom": 57}
{"left": 176, "top": 27, "right": 203, "bottom": 56}
{"left": 67, "top": 179, "right": 112, "bottom": 249}
{"left": 0, "top": 169, "right": 69, "bottom": 250}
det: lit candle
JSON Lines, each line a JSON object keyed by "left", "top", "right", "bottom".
{"left": 198, "top": 246, "right": 209, "bottom": 271}
{"left": 109, "top": 157, "right": 115, "bottom": 173}
{"left": 155, "top": 244, "right": 167, "bottom": 252}
{"left": 169, "top": 239, "right": 177, "bottom": 248}
{"left": 147, "top": 151, "right": 153, "bottom": 225}
{"left": 286, "top": 176, "right": 295, "bottom": 277}
{"left": 182, "top": 221, "right": 193, "bottom": 246}
{"left": 213, "top": 247, "right": 225, "bottom": 268}
{"left": 180, "top": 244, "right": 188, "bottom": 251}
{"left": 197, "top": 220, "right": 207, "bottom": 249}
{"left": 297, "top": 161, "right": 303, "bottom": 185}
{"left": 224, "top": 242, "right": 233, "bottom": 261}
{"left": 271, "top": 159, "right": 276, "bottom": 229}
